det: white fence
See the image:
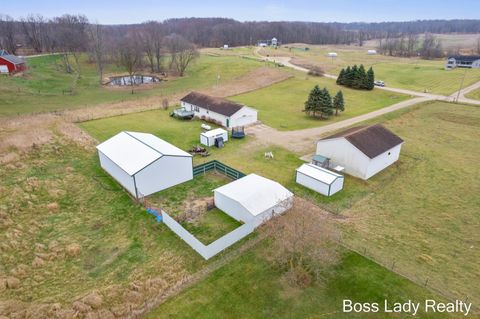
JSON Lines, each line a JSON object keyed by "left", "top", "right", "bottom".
{"left": 162, "top": 210, "right": 255, "bottom": 260}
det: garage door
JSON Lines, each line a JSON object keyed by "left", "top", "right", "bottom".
{"left": 234, "top": 115, "right": 255, "bottom": 127}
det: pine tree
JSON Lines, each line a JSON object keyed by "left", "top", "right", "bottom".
{"left": 333, "top": 90, "right": 345, "bottom": 115}
{"left": 304, "top": 85, "right": 322, "bottom": 117}
{"left": 357, "top": 64, "right": 367, "bottom": 89}
{"left": 319, "top": 87, "right": 334, "bottom": 119}
{"left": 344, "top": 66, "right": 353, "bottom": 87}
{"left": 337, "top": 68, "right": 345, "bottom": 85}
{"left": 366, "top": 67, "right": 375, "bottom": 90}
{"left": 351, "top": 65, "right": 360, "bottom": 89}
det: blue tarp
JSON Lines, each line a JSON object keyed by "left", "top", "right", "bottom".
{"left": 146, "top": 207, "right": 162, "bottom": 223}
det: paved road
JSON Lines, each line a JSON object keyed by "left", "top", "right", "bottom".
{"left": 248, "top": 49, "right": 480, "bottom": 155}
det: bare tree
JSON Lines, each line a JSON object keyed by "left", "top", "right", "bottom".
{"left": 141, "top": 21, "right": 163, "bottom": 73}
{"left": 0, "top": 15, "right": 18, "bottom": 54}
{"left": 54, "top": 14, "right": 89, "bottom": 76}
{"left": 476, "top": 37, "right": 480, "bottom": 55}
{"left": 261, "top": 199, "right": 339, "bottom": 288}
{"left": 420, "top": 33, "right": 443, "bottom": 59}
{"left": 88, "top": 22, "right": 106, "bottom": 85}
{"left": 164, "top": 34, "right": 198, "bottom": 76}
{"left": 116, "top": 35, "right": 143, "bottom": 94}
{"left": 21, "top": 15, "right": 48, "bottom": 53}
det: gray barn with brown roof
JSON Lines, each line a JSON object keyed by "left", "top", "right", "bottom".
{"left": 180, "top": 92, "right": 258, "bottom": 128}
{"left": 316, "top": 124, "right": 404, "bottom": 180}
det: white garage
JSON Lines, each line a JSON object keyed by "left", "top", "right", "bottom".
{"left": 96, "top": 131, "right": 193, "bottom": 198}
{"left": 296, "top": 163, "right": 344, "bottom": 196}
{"left": 316, "top": 124, "right": 404, "bottom": 180}
{"left": 180, "top": 92, "right": 258, "bottom": 128}
{"left": 214, "top": 174, "right": 294, "bottom": 227}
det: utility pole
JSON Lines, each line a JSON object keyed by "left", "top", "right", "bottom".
{"left": 455, "top": 68, "right": 467, "bottom": 103}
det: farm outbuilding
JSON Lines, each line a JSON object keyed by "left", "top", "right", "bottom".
{"left": 180, "top": 92, "right": 258, "bottom": 128}
{"left": 327, "top": 52, "right": 338, "bottom": 57}
{"left": 316, "top": 124, "right": 404, "bottom": 180}
{"left": 296, "top": 163, "right": 344, "bottom": 196}
{"left": 367, "top": 49, "right": 377, "bottom": 55}
{"left": 200, "top": 128, "right": 228, "bottom": 147}
{"left": 96, "top": 131, "right": 193, "bottom": 198}
{"left": 0, "top": 51, "right": 26, "bottom": 74}
{"left": 214, "top": 174, "right": 294, "bottom": 227}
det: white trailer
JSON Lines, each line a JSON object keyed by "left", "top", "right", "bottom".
{"left": 200, "top": 128, "right": 228, "bottom": 147}
{"left": 296, "top": 163, "right": 344, "bottom": 196}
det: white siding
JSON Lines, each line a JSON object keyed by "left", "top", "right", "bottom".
{"left": 365, "top": 144, "right": 402, "bottom": 179}
{"left": 182, "top": 101, "right": 228, "bottom": 126}
{"left": 135, "top": 155, "right": 193, "bottom": 196}
{"left": 330, "top": 178, "right": 344, "bottom": 195}
{"left": 98, "top": 151, "right": 136, "bottom": 196}
{"left": 296, "top": 171, "right": 331, "bottom": 196}
{"left": 230, "top": 107, "right": 258, "bottom": 127}
{"left": 214, "top": 191, "right": 254, "bottom": 223}
{"left": 316, "top": 138, "right": 371, "bottom": 179}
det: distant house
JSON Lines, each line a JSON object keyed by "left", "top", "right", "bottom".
{"left": 0, "top": 50, "right": 26, "bottom": 74}
{"left": 271, "top": 37, "right": 278, "bottom": 47}
{"left": 316, "top": 124, "right": 404, "bottom": 180}
{"left": 445, "top": 55, "right": 480, "bottom": 69}
{"left": 180, "top": 92, "right": 258, "bottom": 128}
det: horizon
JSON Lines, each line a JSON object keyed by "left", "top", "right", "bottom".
{"left": 2, "top": 0, "right": 480, "bottom": 25}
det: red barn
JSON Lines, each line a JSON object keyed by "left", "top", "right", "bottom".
{"left": 0, "top": 51, "right": 27, "bottom": 74}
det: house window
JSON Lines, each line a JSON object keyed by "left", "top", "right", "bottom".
{"left": 194, "top": 106, "right": 199, "bottom": 112}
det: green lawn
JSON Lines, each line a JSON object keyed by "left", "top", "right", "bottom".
{"left": 0, "top": 53, "right": 263, "bottom": 116}
{"left": 465, "top": 87, "right": 480, "bottom": 100}
{"left": 146, "top": 245, "right": 453, "bottom": 319}
{"left": 181, "top": 208, "right": 242, "bottom": 245}
{"left": 230, "top": 75, "right": 409, "bottom": 131}
{"left": 262, "top": 45, "right": 480, "bottom": 95}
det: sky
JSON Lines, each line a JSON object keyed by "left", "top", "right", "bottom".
{"left": 3, "top": 0, "right": 480, "bottom": 24}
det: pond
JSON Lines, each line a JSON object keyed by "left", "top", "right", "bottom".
{"left": 108, "top": 75, "right": 163, "bottom": 86}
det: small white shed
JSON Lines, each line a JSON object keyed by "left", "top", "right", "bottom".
{"left": 96, "top": 131, "right": 193, "bottom": 198}
{"left": 214, "top": 174, "right": 293, "bottom": 227}
{"left": 296, "top": 163, "right": 344, "bottom": 196}
{"left": 200, "top": 128, "right": 228, "bottom": 147}
{"left": 327, "top": 52, "right": 338, "bottom": 57}
{"left": 367, "top": 49, "right": 377, "bottom": 55}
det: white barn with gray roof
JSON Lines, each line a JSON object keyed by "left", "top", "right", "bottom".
{"left": 96, "top": 131, "right": 193, "bottom": 198}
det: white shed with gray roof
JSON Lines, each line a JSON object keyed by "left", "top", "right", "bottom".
{"left": 296, "top": 163, "right": 344, "bottom": 196}
{"left": 96, "top": 131, "right": 193, "bottom": 198}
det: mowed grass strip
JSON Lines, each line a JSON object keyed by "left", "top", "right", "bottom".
{"left": 465, "top": 86, "right": 480, "bottom": 100}
{"left": 0, "top": 53, "right": 262, "bottom": 116}
{"left": 230, "top": 75, "right": 409, "bottom": 131}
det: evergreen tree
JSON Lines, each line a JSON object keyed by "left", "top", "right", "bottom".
{"left": 333, "top": 90, "right": 345, "bottom": 115}
{"left": 344, "top": 66, "right": 353, "bottom": 87}
{"left": 304, "top": 85, "right": 322, "bottom": 117}
{"left": 351, "top": 64, "right": 360, "bottom": 89}
{"left": 366, "top": 67, "right": 375, "bottom": 90}
{"left": 319, "top": 87, "right": 334, "bottom": 119}
{"left": 336, "top": 68, "right": 345, "bottom": 85}
{"left": 357, "top": 64, "right": 367, "bottom": 89}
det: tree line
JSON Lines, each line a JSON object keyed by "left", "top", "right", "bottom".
{"left": 336, "top": 65, "right": 374, "bottom": 90}
{"left": 377, "top": 33, "right": 444, "bottom": 58}
{"left": 304, "top": 86, "right": 345, "bottom": 119}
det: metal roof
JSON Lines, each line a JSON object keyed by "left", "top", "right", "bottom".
{"left": 181, "top": 92, "right": 245, "bottom": 117}
{"left": 201, "top": 128, "right": 227, "bottom": 138}
{"left": 96, "top": 131, "right": 191, "bottom": 176}
{"left": 321, "top": 124, "right": 404, "bottom": 159}
{"left": 214, "top": 174, "right": 293, "bottom": 216}
{"left": 447, "top": 55, "right": 480, "bottom": 62}
{"left": 297, "top": 163, "right": 342, "bottom": 185}
{"left": 0, "top": 54, "right": 25, "bottom": 65}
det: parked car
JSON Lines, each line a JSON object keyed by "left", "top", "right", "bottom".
{"left": 374, "top": 80, "right": 385, "bottom": 87}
